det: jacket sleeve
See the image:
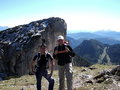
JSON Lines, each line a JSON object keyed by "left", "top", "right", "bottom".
{"left": 48, "top": 53, "right": 53, "bottom": 61}
{"left": 53, "top": 46, "right": 58, "bottom": 59}
{"left": 67, "top": 45, "right": 75, "bottom": 57}
{"left": 33, "top": 54, "right": 37, "bottom": 61}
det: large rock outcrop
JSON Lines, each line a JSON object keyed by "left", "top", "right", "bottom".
{"left": 0, "top": 17, "right": 67, "bottom": 76}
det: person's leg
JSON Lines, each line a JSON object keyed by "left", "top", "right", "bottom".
{"left": 58, "top": 65, "right": 65, "bottom": 90}
{"left": 43, "top": 69, "right": 54, "bottom": 90}
{"left": 65, "top": 63, "right": 73, "bottom": 90}
{"left": 35, "top": 70, "right": 42, "bottom": 90}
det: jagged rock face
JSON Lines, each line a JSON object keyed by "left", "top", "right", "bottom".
{"left": 0, "top": 17, "right": 67, "bottom": 75}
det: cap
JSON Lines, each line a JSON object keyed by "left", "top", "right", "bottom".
{"left": 57, "top": 35, "right": 64, "bottom": 40}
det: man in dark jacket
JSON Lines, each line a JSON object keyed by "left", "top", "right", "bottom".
{"left": 53, "top": 35, "right": 75, "bottom": 90}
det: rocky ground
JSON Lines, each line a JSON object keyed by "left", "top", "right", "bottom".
{"left": 0, "top": 64, "right": 120, "bottom": 90}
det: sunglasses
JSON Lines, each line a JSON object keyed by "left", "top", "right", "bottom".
{"left": 40, "top": 47, "right": 46, "bottom": 49}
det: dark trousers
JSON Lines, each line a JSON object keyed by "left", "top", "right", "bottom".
{"left": 35, "top": 68, "right": 54, "bottom": 90}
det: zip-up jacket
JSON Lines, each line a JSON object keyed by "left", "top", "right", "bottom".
{"left": 53, "top": 44, "right": 75, "bottom": 66}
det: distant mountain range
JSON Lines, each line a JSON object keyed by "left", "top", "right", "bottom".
{"left": 0, "top": 26, "right": 9, "bottom": 30}
{"left": 94, "top": 30, "right": 120, "bottom": 40}
{"left": 67, "top": 32, "right": 103, "bottom": 39}
{"left": 67, "top": 30, "right": 120, "bottom": 48}
{"left": 74, "top": 39, "right": 120, "bottom": 65}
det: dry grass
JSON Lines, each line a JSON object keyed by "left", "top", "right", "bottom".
{"left": 0, "top": 64, "right": 118, "bottom": 90}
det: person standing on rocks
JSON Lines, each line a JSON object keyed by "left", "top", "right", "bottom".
{"left": 53, "top": 35, "right": 75, "bottom": 90}
{"left": 31, "top": 44, "right": 54, "bottom": 90}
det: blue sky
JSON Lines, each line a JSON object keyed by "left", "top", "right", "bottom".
{"left": 0, "top": 0, "right": 120, "bottom": 32}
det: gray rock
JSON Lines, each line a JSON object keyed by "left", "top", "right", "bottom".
{"left": 94, "top": 66, "right": 120, "bottom": 83}
{"left": 0, "top": 17, "right": 67, "bottom": 76}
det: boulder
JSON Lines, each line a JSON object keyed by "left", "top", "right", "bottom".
{"left": 0, "top": 17, "right": 67, "bottom": 76}
{"left": 93, "top": 65, "right": 120, "bottom": 83}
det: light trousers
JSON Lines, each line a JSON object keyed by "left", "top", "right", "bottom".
{"left": 58, "top": 63, "right": 73, "bottom": 90}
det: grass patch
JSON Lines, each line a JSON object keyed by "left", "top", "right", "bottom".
{"left": 0, "top": 64, "right": 118, "bottom": 90}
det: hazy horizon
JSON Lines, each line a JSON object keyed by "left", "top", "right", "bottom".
{"left": 1, "top": 25, "right": 120, "bottom": 33}
{"left": 0, "top": 0, "right": 120, "bottom": 32}
{"left": 67, "top": 29, "right": 120, "bottom": 33}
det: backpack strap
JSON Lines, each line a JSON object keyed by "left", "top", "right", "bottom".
{"left": 45, "top": 53, "right": 51, "bottom": 61}
{"left": 46, "top": 53, "right": 50, "bottom": 68}
{"left": 37, "top": 52, "right": 50, "bottom": 61}
{"left": 36, "top": 52, "right": 50, "bottom": 68}
{"left": 35, "top": 53, "right": 41, "bottom": 67}
{"left": 37, "top": 53, "right": 41, "bottom": 61}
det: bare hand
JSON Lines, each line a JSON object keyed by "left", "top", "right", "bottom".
{"left": 54, "top": 50, "right": 58, "bottom": 54}
{"left": 32, "top": 68, "right": 36, "bottom": 74}
{"left": 47, "top": 73, "right": 52, "bottom": 78}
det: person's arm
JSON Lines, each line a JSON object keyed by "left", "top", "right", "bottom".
{"left": 53, "top": 46, "right": 69, "bottom": 54}
{"left": 31, "top": 54, "right": 37, "bottom": 73}
{"left": 53, "top": 47, "right": 58, "bottom": 59}
{"left": 66, "top": 45, "right": 75, "bottom": 57}
{"left": 49, "top": 60, "right": 54, "bottom": 75}
{"left": 31, "top": 60, "right": 36, "bottom": 73}
{"left": 49, "top": 54, "right": 55, "bottom": 77}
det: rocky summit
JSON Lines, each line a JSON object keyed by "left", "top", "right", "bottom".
{"left": 0, "top": 17, "right": 67, "bottom": 76}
